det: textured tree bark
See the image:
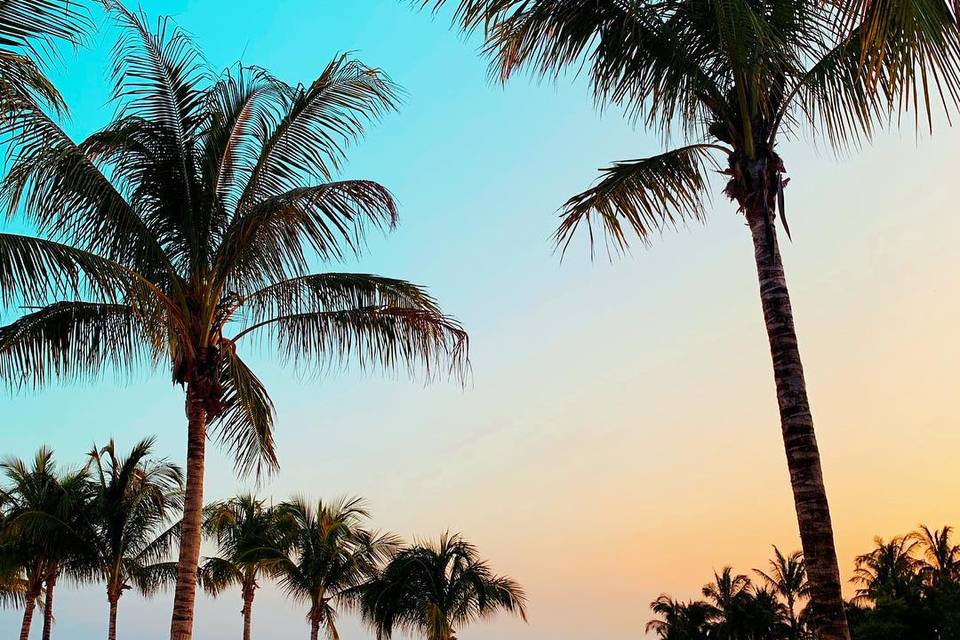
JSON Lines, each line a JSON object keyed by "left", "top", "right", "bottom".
{"left": 107, "top": 593, "right": 120, "bottom": 640}
{"left": 746, "top": 209, "right": 850, "bottom": 640}
{"left": 170, "top": 385, "right": 208, "bottom": 640}
{"left": 309, "top": 617, "right": 320, "bottom": 640}
{"left": 20, "top": 587, "right": 40, "bottom": 640}
{"left": 241, "top": 586, "right": 255, "bottom": 640}
{"left": 41, "top": 574, "right": 56, "bottom": 640}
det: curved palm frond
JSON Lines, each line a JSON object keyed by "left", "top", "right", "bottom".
{"left": 556, "top": 144, "right": 723, "bottom": 255}
{"left": 214, "top": 349, "right": 276, "bottom": 477}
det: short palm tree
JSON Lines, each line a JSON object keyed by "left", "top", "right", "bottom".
{"left": 911, "top": 525, "right": 960, "bottom": 587}
{"left": 82, "top": 438, "right": 184, "bottom": 640}
{"left": 200, "top": 495, "right": 289, "bottom": 640}
{"left": 0, "top": 5, "right": 467, "bottom": 639}
{"left": 703, "top": 567, "right": 753, "bottom": 635}
{"left": 275, "top": 497, "right": 396, "bottom": 640}
{"left": 424, "top": 1, "right": 960, "bottom": 637}
{"left": 359, "top": 532, "right": 527, "bottom": 640}
{"left": 0, "top": 447, "right": 88, "bottom": 640}
{"left": 0, "top": 0, "right": 91, "bottom": 119}
{"left": 755, "top": 547, "right": 807, "bottom": 638}
{"left": 851, "top": 535, "right": 923, "bottom": 604}
{"left": 646, "top": 595, "right": 713, "bottom": 640}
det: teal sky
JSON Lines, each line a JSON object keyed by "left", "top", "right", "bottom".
{"left": 2, "top": 2, "right": 959, "bottom": 639}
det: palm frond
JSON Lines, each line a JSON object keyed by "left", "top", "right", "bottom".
{"left": 556, "top": 144, "right": 722, "bottom": 255}
{"left": 214, "top": 348, "right": 277, "bottom": 478}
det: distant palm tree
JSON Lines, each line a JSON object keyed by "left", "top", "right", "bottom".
{"left": 360, "top": 532, "right": 527, "bottom": 640}
{"left": 0, "top": 447, "right": 88, "bottom": 640}
{"left": 911, "top": 525, "right": 960, "bottom": 587}
{"left": 200, "top": 495, "right": 288, "bottom": 640}
{"left": 703, "top": 567, "right": 753, "bottom": 639}
{"left": 275, "top": 497, "right": 395, "bottom": 640}
{"left": 422, "top": 2, "right": 960, "bottom": 637}
{"left": 82, "top": 438, "right": 184, "bottom": 640}
{"left": 755, "top": 548, "right": 808, "bottom": 638}
{"left": 0, "top": 0, "right": 91, "bottom": 119}
{"left": 0, "top": 5, "right": 467, "bottom": 639}
{"left": 646, "top": 595, "right": 712, "bottom": 640}
{"left": 851, "top": 536, "right": 923, "bottom": 604}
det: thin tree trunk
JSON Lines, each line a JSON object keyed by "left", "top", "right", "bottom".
{"left": 107, "top": 592, "right": 120, "bottom": 640}
{"left": 309, "top": 618, "right": 320, "bottom": 640}
{"left": 20, "top": 589, "right": 40, "bottom": 640}
{"left": 170, "top": 386, "right": 208, "bottom": 640}
{"left": 241, "top": 587, "right": 254, "bottom": 640}
{"left": 746, "top": 210, "right": 849, "bottom": 640}
{"left": 41, "top": 574, "right": 56, "bottom": 640}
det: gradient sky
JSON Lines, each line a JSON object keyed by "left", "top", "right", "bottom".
{"left": 2, "top": 1, "right": 958, "bottom": 639}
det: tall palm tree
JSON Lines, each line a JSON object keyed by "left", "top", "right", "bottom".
{"left": 0, "top": 5, "right": 467, "bottom": 639}
{"left": 911, "top": 525, "right": 960, "bottom": 587}
{"left": 755, "top": 547, "right": 807, "bottom": 638}
{"left": 422, "top": 1, "right": 960, "bottom": 637}
{"left": 200, "top": 495, "right": 289, "bottom": 640}
{"left": 0, "top": 0, "right": 92, "bottom": 119}
{"left": 360, "top": 532, "right": 527, "bottom": 640}
{"left": 851, "top": 535, "right": 923, "bottom": 604}
{"left": 646, "top": 595, "right": 713, "bottom": 640}
{"left": 82, "top": 438, "right": 184, "bottom": 640}
{"left": 0, "top": 447, "right": 89, "bottom": 640}
{"left": 275, "top": 497, "right": 395, "bottom": 640}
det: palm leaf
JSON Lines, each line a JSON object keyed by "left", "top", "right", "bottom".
{"left": 214, "top": 348, "right": 277, "bottom": 478}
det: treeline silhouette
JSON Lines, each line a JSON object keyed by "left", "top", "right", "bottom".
{"left": 0, "top": 442, "right": 525, "bottom": 640}
{"left": 648, "top": 528, "right": 960, "bottom": 640}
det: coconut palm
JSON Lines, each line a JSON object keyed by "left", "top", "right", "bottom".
{"left": 646, "top": 595, "right": 713, "bottom": 640}
{"left": 0, "top": 5, "right": 467, "bottom": 639}
{"left": 0, "top": 0, "right": 91, "bottom": 120}
{"left": 851, "top": 536, "right": 923, "bottom": 604}
{"left": 359, "top": 532, "right": 527, "bottom": 640}
{"left": 200, "top": 495, "right": 289, "bottom": 640}
{"left": 911, "top": 525, "right": 960, "bottom": 587}
{"left": 0, "top": 447, "right": 89, "bottom": 640}
{"left": 422, "top": 1, "right": 960, "bottom": 637}
{"left": 703, "top": 567, "right": 753, "bottom": 638}
{"left": 275, "top": 497, "right": 395, "bottom": 640}
{"left": 81, "top": 438, "right": 184, "bottom": 640}
{"left": 755, "top": 548, "right": 807, "bottom": 638}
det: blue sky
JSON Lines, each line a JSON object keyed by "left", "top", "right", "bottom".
{"left": 2, "top": 1, "right": 959, "bottom": 639}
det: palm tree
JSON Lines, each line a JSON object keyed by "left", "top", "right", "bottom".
{"left": 0, "top": 5, "right": 467, "bottom": 639}
{"left": 422, "top": 2, "right": 960, "bottom": 637}
{"left": 360, "top": 532, "right": 527, "bottom": 640}
{"left": 851, "top": 536, "right": 923, "bottom": 604}
{"left": 647, "top": 595, "right": 712, "bottom": 640}
{"left": 200, "top": 495, "right": 289, "bottom": 640}
{"left": 755, "top": 547, "right": 808, "bottom": 638}
{"left": 911, "top": 525, "right": 960, "bottom": 587}
{"left": 275, "top": 497, "right": 395, "bottom": 640}
{"left": 82, "top": 438, "right": 184, "bottom": 640}
{"left": 0, "top": 447, "right": 89, "bottom": 640}
{"left": 0, "top": 0, "right": 91, "bottom": 120}
{"left": 703, "top": 567, "right": 753, "bottom": 639}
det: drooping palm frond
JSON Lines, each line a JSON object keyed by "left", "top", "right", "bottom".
{"left": 215, "top": 349, "right": 276, "bottom": 477}
{"left": 556, "top": 144, "right": 723, "bottom": 254}
{"left": 0, "top": 0, "right": 91, "bottom": 56}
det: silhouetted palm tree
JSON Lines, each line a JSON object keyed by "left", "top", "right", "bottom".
{"left": 82, "top": 438, "right": 183, "bottom": 640}
{"left": 911, "top": 525, "right": 960, "bottom": 587}
{"left": 276, "top": 497, "right": 395, "bottom": 640}
{"left": 0, "top": 447, "right": 88, "bottom": 640}
{"left": 0, "top": 5, "right": 467, "bottom": 639}
{"left": 851, "top": 536, "right": 923, "bottom": 604}
{"left": 200, "top": 495, "right": 288, "bottom": 640}
{"left": 421, "top": 2, "right": 960, "bottom": 637}
{"left": 360, "top": 532, "right": 526, "bottom": 640}
{"left": 647, "top": 595, "right": 712, "bottom": 640}
{"left": 755, "top": 547, "right": 808, "bottom": 638}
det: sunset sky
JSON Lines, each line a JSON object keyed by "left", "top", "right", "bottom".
{"left": 1, "top": 1, "right": 958, "bottom": 638}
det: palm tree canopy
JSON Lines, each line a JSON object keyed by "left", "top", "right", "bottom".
{"left": 754, "top": 547, "right": 808, "bottom": 604}
{"left": 851, "top": 535, "right": 924, "bottom": 604}
{"left": 424, "top": 0, "right": 960, "bottom": 251}
{"left": 0, "top": 4, "right": 468, "bottom": 476}
{"left": 911, "top": 525, "right": 960, "bottom": 585}
{"left": 360, "top": 532, "right": 527, "bottom": 640}
{"left": 80, "top": 437, "right": 184, "bottom": 597}
{"left": 199, "top": 494, "right": 288, "bottom": 596}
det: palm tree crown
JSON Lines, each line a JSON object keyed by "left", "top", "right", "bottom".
{"left": 359, "top": 532, "right": 527, "bottom": 640}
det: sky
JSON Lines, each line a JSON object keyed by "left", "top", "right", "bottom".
{"left": 2, "top": 1, "right": 959, "bottom": 639}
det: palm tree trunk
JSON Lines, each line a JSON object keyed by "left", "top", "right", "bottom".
{"left": 170, "top": 385, "right": 208, "bottom": 640}
{"left": 746, "top": 209, "right": 849, "bottom": 640}
{"left": 241, "top": 587, "right": 254, "bottom": 640}
{"left": 20, "top": 588, "right": 40, "bottom": 640}
{"left": 41, "top": 574, "right": 56, "bottom": 640}
{"left": 107, "top": 591, "right": 120, "bottom": 640}
{"left": 309, "top": 618, "right": 320, "bottom": 640}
